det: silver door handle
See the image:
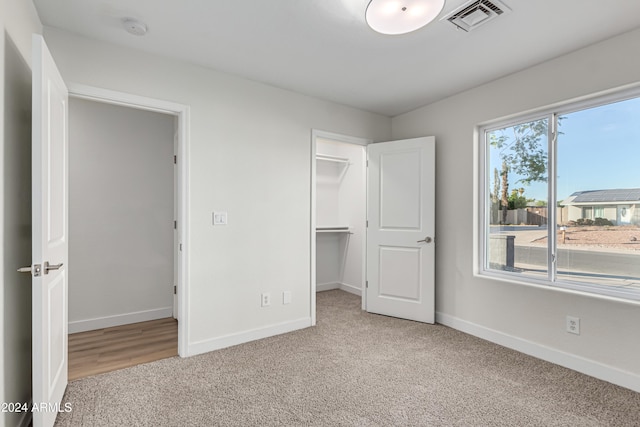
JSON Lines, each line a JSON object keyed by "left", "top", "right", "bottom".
{"left": 417, "top": 236, "right": 432, "bottom": 243}
{"left": 44, "top": 261, "right": 63, "bottom": 274}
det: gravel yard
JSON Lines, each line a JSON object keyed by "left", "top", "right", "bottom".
{"left": 536, "top": 226, "right": 640, "bottom": 251}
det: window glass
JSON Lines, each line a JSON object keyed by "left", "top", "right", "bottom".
{"left": 486, "top": 118, "right": 549, "bottom": 278}
{"left": 482, "top": 92, "right": 640, "bottom": 299}
{"left": 556, "top": 97, "right": 640, "bottom": 290}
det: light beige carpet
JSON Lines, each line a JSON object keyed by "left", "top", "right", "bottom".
{"left": 55, "top": 290, "right": 640, "bottom": 426}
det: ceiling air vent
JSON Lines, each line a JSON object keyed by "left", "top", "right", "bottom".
{"left": 442, "top": 0, "right": 511, "bottom": 32}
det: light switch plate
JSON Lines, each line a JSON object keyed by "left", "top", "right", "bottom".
{"left": 213, "top": 211, "right": 227, "bottom": 225}
{"left": 283, "top": 291, "right": 292, "bottom": 305}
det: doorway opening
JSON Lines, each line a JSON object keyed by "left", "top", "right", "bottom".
{"left": 311, "top": 131, "right": 437, "bottom": 325}
{"left": 66, "top": 86, "right": 189, "bottom": 377}
{"left": 311, "top": 130, "right": 370, "bottom": 324}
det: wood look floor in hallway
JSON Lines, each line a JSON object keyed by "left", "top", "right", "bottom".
{"left": 68, "top": 317, "right": 178, "bottom": 381}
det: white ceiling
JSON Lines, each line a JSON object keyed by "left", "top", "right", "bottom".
{"left": 33, "top": 0, "right": 640, "bottom": 117}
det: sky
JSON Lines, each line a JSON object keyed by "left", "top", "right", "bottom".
{"left": 489, "top": 95, "right": 640, "bottom": 203}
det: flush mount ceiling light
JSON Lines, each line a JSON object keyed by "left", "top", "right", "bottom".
{"left": 366, "top": 0, "right": 445, "bottom": 35}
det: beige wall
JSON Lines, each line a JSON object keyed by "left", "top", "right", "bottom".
{"left": 392, "top": 28, "right": 640, "bottom": 390}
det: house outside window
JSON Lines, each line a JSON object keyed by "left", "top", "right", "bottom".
{"left": 479, "top": 88, "right": 640, "bottom": 300}
{"left": 564, "top": 190, "right": 639, "bottom": 225}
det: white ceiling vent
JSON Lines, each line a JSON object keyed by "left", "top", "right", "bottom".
{"left": 441, "top": 0, "right": 511, "bottom": 32}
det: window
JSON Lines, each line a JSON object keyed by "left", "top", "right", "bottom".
{"left": 594, "top": 207, "right": 604, "bottom": 218}
{"left": 480, "top": 88, "right": 640, "bottom": 300}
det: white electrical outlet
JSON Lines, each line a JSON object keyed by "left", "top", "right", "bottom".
{"left": 261, "top": 293, "right": 271, "bottom": 307}
{"left": 283, "top": 291, "right": 292, "bottom": 305}
{"left": 566, "top": 316, "right": 580, "bottom": 335}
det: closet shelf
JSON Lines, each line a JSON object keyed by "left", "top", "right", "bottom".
{"left": 316, "top": 153, "right": 350, "bottom": 164}
{"left": 316, "top": 226, "right": 352, "bottom": 233}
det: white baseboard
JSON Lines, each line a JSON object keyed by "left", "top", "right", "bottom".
{"left": 338, "top": 282, "right": 362, "bottom": 296}
{"left": 187, "top": 317, "right": 312, "bottom": 357}
{"left": 317, "top": 282, "right": 340, "bottom": 292}
{"left": 436, "top": 312, "right": 640, "bottom": 393}
{"left": 317, "top": 282, "right": 362, "bottom": 296}
{"left": 68, "top": 307, "right": 174, "bottom": 333}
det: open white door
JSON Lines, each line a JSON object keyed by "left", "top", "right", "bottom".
{"left": 366, "top": 137, "right": 435, "bottom": 323}
{"left": 32, "top": 34, "right": 69, "bottom": 427}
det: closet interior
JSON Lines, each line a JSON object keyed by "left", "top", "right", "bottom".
{"left": 315, "top": 137, "right": 366, "bottom": 296}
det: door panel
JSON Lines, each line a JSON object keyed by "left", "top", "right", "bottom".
{"left": 47, "top": 80, "right": 66, "bottom": 243}
{"left": 367, "top": 137, "right": 435, "bottom": 323}
{"left": 378, "top": 246, "right": 421, "bottom": 301}
{"left": 32, "top": 34, "right": 69, "bottom": 427}
{"left": 48, "top": 273, "right": 66, "bottom": 381}
{"left": 379, "top": 150, "right": 422, "bottom": 229}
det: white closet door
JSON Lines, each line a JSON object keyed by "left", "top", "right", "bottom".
{"left": 366, "top": 137, "right": 435, "bottom": 323}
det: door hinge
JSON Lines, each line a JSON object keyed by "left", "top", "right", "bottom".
{"left": 366, "top": 281, "right": 369, "bottom": 289}
{"left": 174, "top": 220, "right": 177, "bottom": 230}
{"left": 173, "top": 155, "right": 177, "bottom": 164}
{"left": 366, "top": 220, "right": 368, "bottom": 227}
{"left": 179, "top": 243, "right": 182, "bottom": 251}
{"left": 366, "top": 160, "right": 369, "bottom": 167}
{"left": 174, "top": 285, "right": 177, "bottom": 295}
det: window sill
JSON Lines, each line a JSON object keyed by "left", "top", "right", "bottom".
{"left": 476, "top": 269, "right": 640, "bottom": 306}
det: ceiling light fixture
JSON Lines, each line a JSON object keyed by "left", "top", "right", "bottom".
{"left": 366, "top": 0, "right": 445, "bottom": 35}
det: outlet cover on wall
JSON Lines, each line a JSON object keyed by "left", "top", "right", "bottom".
{"left": 566, "top": 316, "right": 580, "bottom": 335}
{"left": 261, "top": 293, "right": 271, "bottom": 307}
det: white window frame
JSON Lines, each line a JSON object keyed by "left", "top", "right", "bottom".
{"left": 477, "top": 83, "right": 640, "bottom": 302}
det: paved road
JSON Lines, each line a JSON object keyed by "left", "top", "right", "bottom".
{"left": 490, "top": 228, "right": 640, "bottom": 280}
{"left": 514, "top": 245, "right": 640, "bottom": 279}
